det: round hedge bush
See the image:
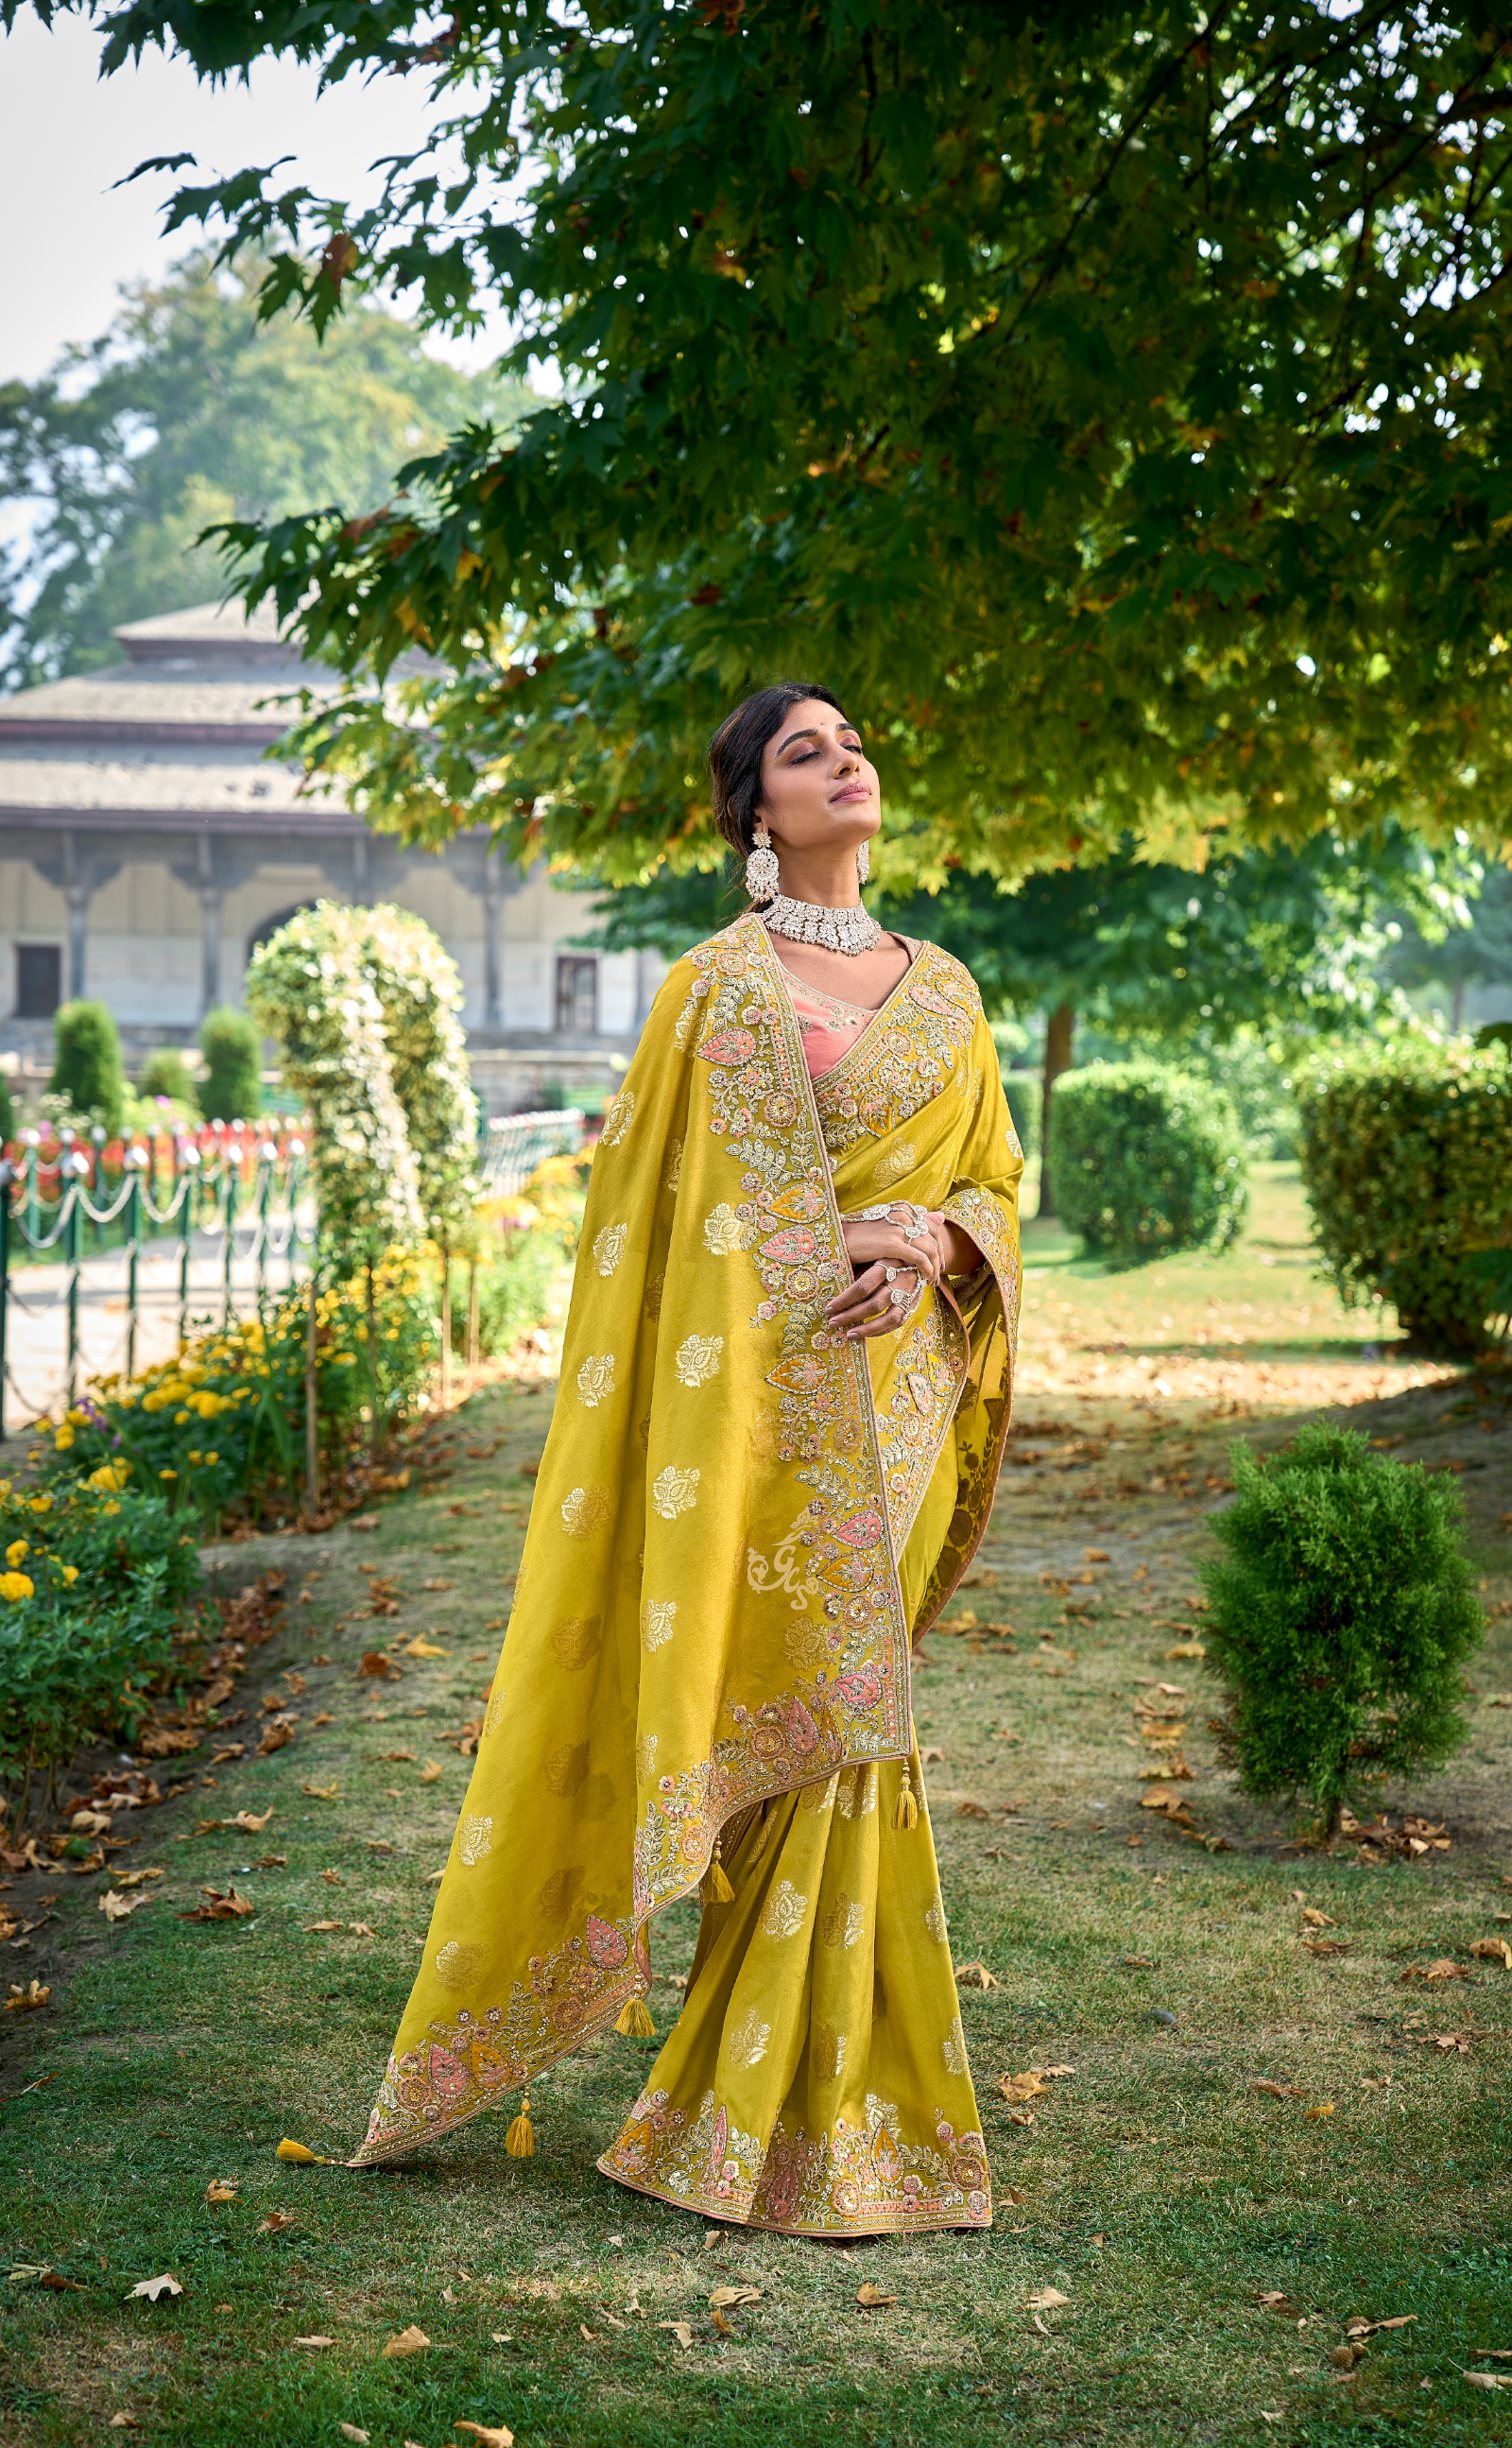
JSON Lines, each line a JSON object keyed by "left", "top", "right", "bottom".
{"left": 1049, "top": 1061, "right": 1248, "bottom": 1266}
{"left": 1297, "top": 1035, "right": 1512, "bottom": 1353}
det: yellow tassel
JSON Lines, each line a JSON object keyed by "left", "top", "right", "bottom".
{"left": 893, "top": 1762, "right": 919, "bottom": 1832}
{"left": 505, "top": 2093, "right": 535, "bottom": 2159}
{"left": 615, "top": 1994, "right": 656, "bottom": 2038}
{"left": 703, "top": 1835, "right": 734, "bottom": 1905}
{"left": 275, "top": 2138, "right": 336, "bottom": 2165}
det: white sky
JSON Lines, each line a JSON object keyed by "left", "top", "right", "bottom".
{"left": 0, "top": 9, "right": 512, "bottom": 383}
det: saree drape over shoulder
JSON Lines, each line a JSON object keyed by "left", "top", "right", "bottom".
{"left": 353, "top": 915, "right": 1022, "bottom": 2234}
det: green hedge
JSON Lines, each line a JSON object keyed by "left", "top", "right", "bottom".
{"left": 1297, "top": 1036, "right": 1512, "bottom": 1353}
{"left": 1049, "top": 1062, "right": 1248, "bottom": 1266}
{"left": 50, "top": 1000, "right": 126, "bottom": 1132}
{"left": 198, "top": 1006, "right": 263, "bottom": 1122}
{"left": 1002, "top": 1072, "right": 1040, "bottom": 1162}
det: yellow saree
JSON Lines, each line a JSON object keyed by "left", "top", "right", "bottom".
{"left": 352, "top": 914, "right": 1022, "bottom": 2236}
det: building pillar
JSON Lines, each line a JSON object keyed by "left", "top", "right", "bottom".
{"left": 197, "top": 836, "right": 222, "bottom": 1017}
{"left": 482, "top": 843, "right": 505, "bottom": 1029}
{"left": 61, "top": 832, "right": 89, "bottom": 999}
{"left": 352, "top": 832, "right": 369, "bottom": 903}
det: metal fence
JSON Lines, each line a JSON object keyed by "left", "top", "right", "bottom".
{"left": 479, "top": 1109, "right": 586, "bottom": 1197}
{"left": 0, "top": 1123, "right": 315, "bottom": 1439}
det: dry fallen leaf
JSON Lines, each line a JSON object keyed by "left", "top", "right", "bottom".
{"left": 381, "top": 2324, "right": 431, "bottom": 2358}
{"left": 1006, "top": 2186, "right": 1028, "bottom": 2206}
{"left": 1462, "top": 2370, "right": 1512, "bottom": 2390}
{"left": 348, "top": 1922, "right": 376, "bottom": 1939}
{"left": 420, "top": 1761, "right": 443, "bottom": 1784}
{"left": 1254, "top": 2079, "right": 1304, "bottom": 2100}
{"left": 954, "top": 1958, "right": 999, "bottom": 1990}
{"left": 108, "top": 2417, "right": 137, "bottom": 2431}
{"left": 404, "top": 1637, "right": 449, "bottom": 1659}
{"left": 257, "top": 2211, "right": 296, "bottom": 2235}
{"left": 4, "top": 1979, "right": 50, "bottom": 2012}
{"left": 1028, "top": 2286, "right": 1071, "bottom": 2311}
{"left": 709, "top": 2285, "right": 762, "bottom": 2310}
{"left": 1299, "top": 1906, "right": 1336, "bottom": 1928}
{"left": 659, "top": 2319, "right": 694, "bottom": 2349}
{"left": 302, "top": 1920, "right": 343, "bottom": 1934}
{"left": 301, "top": 1782, "right": 340, "bottom": 1802}
{"left": 999, "top": 2070, "right": 1048, "bottom": 2104}
{"left": 1305, "top": 2100, "right": 1335, "bottom": 2121}
{"left": 856, "top": 2284, "right": 897, "bottom": 2308}
{"left": 1469, "top": 1937, "right": 1512, "bottom": 1969}
{"left": 1401, "top": 1958, "right": 1469, "bottom": 1983}
{"left": 919, "top": 1745, "right": 946, "bottom": 1765}
{"left": 379, "top": 1750, "right": 416, "bottom": 1764}
{"left": 338, "top": 2427, "right": 369, "bottom": 2444}
{"left": 422, "top": 1577, "right": 454, "bottom": 1591}
{"left": 180, "top": 1887, "right": 254, "bottom": 1922}
{"left": 232, "top": 1808, "right": 274, "bottom": 1835}
{"left": 204, "top": 2180, "right": 238, "bottom": 2205}
{"left": 455, "top": 2425, "right": 515, "bottom": 2448}
{"left": 128, "top": 2273, "right": 182, "bottom": 2302}
{"left": 1344, "top": 2315, "right": 1418, "bottom": 2340}
{"left": 99, "top": 1889, "right": 151, "bottom": 1923}
{"left": 292, "top": 2335, "right": 334, "bottom": 2349}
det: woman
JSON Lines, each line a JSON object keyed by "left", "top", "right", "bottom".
{"left": 352, "top": 684, "right": 1023, "bottom": 2238}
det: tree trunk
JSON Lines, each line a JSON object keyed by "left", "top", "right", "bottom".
{"left": 1038, "top": 1002, "right": 1075, "bottom": 1218}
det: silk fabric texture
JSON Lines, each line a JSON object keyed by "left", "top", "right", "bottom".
{"left": 354, "top": 915, "right": 1023, "bottom": 2225}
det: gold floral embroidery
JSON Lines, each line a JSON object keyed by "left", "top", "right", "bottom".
{"left": 600, "top": 1089, "right": 635, "bottom": 1146}
{"left": 544, "top": 1741, "right": 589, "bottom": 1796}
{"left": 592, "top": 1224, "right": 627, "bottom": 1276}
{"left": 636, "top": 1733, "right": 658, "bottom": 1780}
{"left": 872, "top": 1140, "right": 917, "bottom": 1188}
{"left": 727, "top": 2010, "right": 771, "bottom": 2069}
{"left": 559, "top": 1487, "right": 611, "bottom": 1538}
{"left": 871, "top": 1300, "right": 968, "bottom": 1551}
{"left": 664, "top": 1139, "right": 684, "bottom": 1194}
{"left": 651, "top": 1466, "right": 699, "bottom": 1520}
{"left": 641, "top": 1598, "right": 677, "bottom": 1652}
{"left": 942, "top": 2015, "right": 967, "bottom": 2075}
{"left": 812, "top": 2026, "right": 847, "bottom": 2082}
{"left": 460, "top": 1813, "right": 493, "bottom": 1867}
{"left": 821, "top": 1891, "right": 866, "bottom": 1950}
{"left": 434, "top": 1939, "right": 485, "bottom": 1991}
{"left": 758, "top": 1878, "right": 808, "bottom": 1939}
{"left": 675, "top": 1334, "right": 724, "bottom": 1387}
{"left": 702, "top": 1203, "right": 745, "bottom": 1255}
{"left": 644, "top": 1270, "right": 665, "bottom": 1322}
{"left": 811, "top": 947, "right": 979, "bottom": 1158}
{"left": 576, "top": 1353, "right": 616, "bottom": 1408}
{"left": 924, "top": 1897, "right": 948, "bottom": 1942}
{"left": 549, "top": 1614, "right": 603, "bottom": 1671}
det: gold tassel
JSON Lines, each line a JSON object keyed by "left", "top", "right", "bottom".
{"left": 703, "top": 1834, "right": 735, "bottom": 1905}
{"left": 615, "top": 1994, "right": 656, "bottom": 2038}
{"left": 505, "top": 2093, "right": 535, "bottom": 2159}
{"left": 893, "top": 1760, "right": 919, "bottom": 1832}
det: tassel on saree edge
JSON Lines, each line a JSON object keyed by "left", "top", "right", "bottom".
{"left": 893, "top": 1759, "right": 919, "bottom": 1832}
{"left": 505, "top": 2091, "right": 535, "bottom": 2158}
{"left": 701, "top": 1830, "right": 735, "bottom": 1906}
{"left": 615, "top": 1994, "right": 656, "bottom": 2038}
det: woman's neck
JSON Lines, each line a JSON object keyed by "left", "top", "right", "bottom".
{"left": 767, "top": 848, "right": 862, "bottom": 909}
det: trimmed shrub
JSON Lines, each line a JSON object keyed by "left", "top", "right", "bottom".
{"left": 49, "top": 1000, "right": 126, "bottom": 1131}
{"left": 198, "top": 1006, "right": 263, "bottom": 1122}
{"left": 1001, "top": 1072, "right": 1040, "bottom": 1162}
{"left": 1049, "top": 1061, "right": 1247, "bottom": 1266}
{"left": 1297, "top": 1036, "right": 1512, "bottom": 1353}
{"left": 1200, "top": 1423, "right": 1483, "bottom": 1835}
{"left": 138, "top": 1046, "right": 198, "bottom": 1109}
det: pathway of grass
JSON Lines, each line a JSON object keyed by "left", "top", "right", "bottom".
{"left": 1, "top": 1177, "right": 1509, "bottom": 2447}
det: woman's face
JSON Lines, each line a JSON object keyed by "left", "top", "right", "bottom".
{"left": 755, "top": 698, "right": 880, "bottom": 853}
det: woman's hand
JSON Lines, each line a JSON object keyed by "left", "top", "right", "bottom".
{"left": 824, "top": 1208, "right": 983, "bottom": 1343}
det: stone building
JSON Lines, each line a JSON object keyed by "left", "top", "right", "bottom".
{"left": 0, "top": 599, "right": 662, "bottom": 1112}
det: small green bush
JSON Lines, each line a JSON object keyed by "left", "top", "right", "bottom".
{"left": 454, "top": 1235, "right": 560, "bottom": 1358}
{"left": 0, "top": 1067, "right": 14, "bottom": 1146}
{"left": 138, "top": 1046, "right": 198, "bottom": 1109}
{"left": 1200, "top": 1423, "right": 1483, "bottom": 1835}
{"left": 49, "top": 1000, "right": 126, "bottom": 1132}
{"left": 1049, "top": 1061, "right": 1247, "bottom": 1266}
{"left": 1297, "top": 1036, "right": 1512, "bottom": 1353}
{"left": 1001, "top": 1072, "right": 1040, "bottom": 1161}
{"left": 198, "top": 1006, "right": 263, "bottom": 1122}
{"left": 0, "top": 1475, "right": 203, "bottom": 1819}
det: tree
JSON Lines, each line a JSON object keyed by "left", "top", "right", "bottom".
{"left": 20, "top": 0, "right": 1512, "bottom": 883}
{"left": 198, "top": 1007, "right": 263, "bottom": 1123}
{"left": 586, "top": 825, "right": 1467, "bottom": 1210}
{"left": 0, "top": 251, "right": 528, "bottom": 689}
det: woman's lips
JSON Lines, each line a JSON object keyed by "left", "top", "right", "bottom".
{"left": 830, "top": 784, "right": 871, "bottom": 803}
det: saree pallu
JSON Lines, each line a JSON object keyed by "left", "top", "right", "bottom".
{"left": 352, "top": 915, "right": 1022, "bottom": 2234}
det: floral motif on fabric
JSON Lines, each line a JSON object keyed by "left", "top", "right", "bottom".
{"left": 597, "top": 2086, "right": 991, "bottom": 2236}
{"left": 560, "top": 1487, "right": 611, "bottom": 1539}
{"left": 942, "top": 2015, "right": 967, "bottom": 2075}
{"left": 728, "top": 2010, "right": 771, "bottom": 2070}
{"left": 703, "top": 1203, "right": 746, "bottom": 1255}
{"left": 758, "top": 1878, "right": 809, "bottom": 1939}
{"left": 593, "top": 1225, "right": 627, "bottom": 1276}
{"left": 675, "top": 1334, "right": 724, "bottom": 1387}
{"left": 600, "top": 1090, "right": 635, "bottom": 1146}
{"left": 871, "top": 1301, "right": 969, "bottom": 1551}
{"left": 641, "top": 1598, "right": 677, "bottom": 1652}
{"left": 834, "top": 1763, "right": 876, "bottom": 1819}
{"left": 549, "top": 1614, "right": 603, "bottom": 1671}
{"left": 943, "top": 1184, "right": 1022, "bottom": 1355}
{"left": 820, "top": 1890, "right": 866, "bottom": 1950}
{"left": 924, "top": 1896, "right": 948, "bottom": 1942}
{"left": 460, "top": 1814, "right": 493, "bottom": 1867}
{"left": 872, "top": 1140, "right": 918, "bottom": 1188}
{"left": 576, "top": 1353, "right": 616, "bottom": 1408}
{"left": 651, "top": 1466, "right": 699, "bottom": 1520}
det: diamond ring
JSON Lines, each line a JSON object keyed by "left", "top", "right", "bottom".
{"left": 889, "top": 1284, "right": 912, "bottom": 1308}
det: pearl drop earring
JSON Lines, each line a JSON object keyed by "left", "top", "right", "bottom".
{"left": 745, "top": 824, "right": 781, "bottom": 905}
{"left": 855, "top": 837, "right": 870, "bottom": 887}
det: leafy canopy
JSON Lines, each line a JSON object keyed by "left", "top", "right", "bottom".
{"left": 18, "top": 2, "right": 1512, "bottom": 881}
{"left": 0, "top": 250, "right": 524, "bottom": 689}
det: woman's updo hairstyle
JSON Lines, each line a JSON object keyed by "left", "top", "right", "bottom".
{"left": 708, "top": 681, "right": 850, "bottom": 861}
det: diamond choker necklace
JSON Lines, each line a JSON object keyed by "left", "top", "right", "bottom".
{"left": 761, "top": 895, "right": 884, "bottom": 957}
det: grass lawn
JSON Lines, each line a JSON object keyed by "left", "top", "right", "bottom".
{"left": 1, "top": 1168, "right": 1509, "bottom": 2446}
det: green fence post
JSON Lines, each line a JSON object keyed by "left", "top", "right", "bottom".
{"left": 0, "top": 1158, "right": 12, "bottom": 1444}
{"left": 223, "top": 1152, "right": 238, "bottom": 1330}
{"left": 125, "top": 1153, "right": 144, "bottom": 1385}
{"left": 179, "top": 1143, "right": 198, "bottom": 1352}
{"left": 64, "top": 1172, "right": 81, "bottom": 1413}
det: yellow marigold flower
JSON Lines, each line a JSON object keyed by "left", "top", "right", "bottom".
{"left": 159, "top": 1469, "right": 178, "bottom": 1481}
{"left": 204, "top": 1451, "right": 219, "bottom": 1466}
{"left": 0, "top": 1572, "right": 34, "bottom": 1601}
{"left": 6, "top": 1540, "right": 27, "bottom": 1567}
{"left": 28, "top": 1494, "right": 52, "bottom": 1513}
{"left": 186, "top": 1450, "right": 202, "bottom": 1465}
{"left": 61, "top": 1564, "right": 78, "bottom": 1586}
{"left": 103, "top": 1500, "right": 121, "bottom": 1516}
{"left": 54, "top": 1425, "right": 75, "bottom": 1451}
